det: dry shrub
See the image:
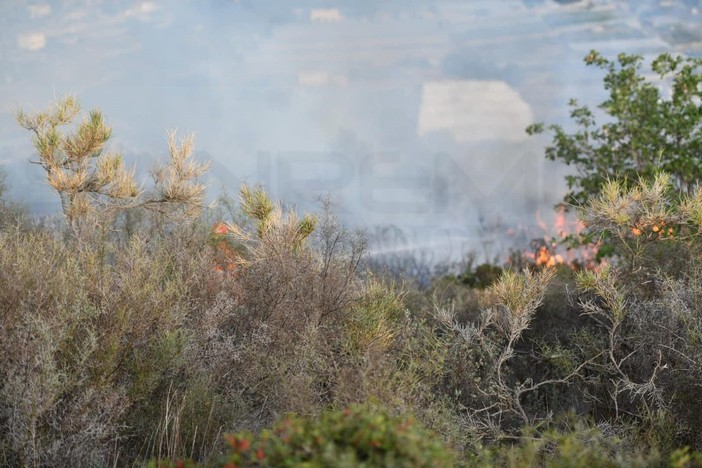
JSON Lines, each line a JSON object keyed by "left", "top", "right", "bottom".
{"left": 187, "top": 191, "right": 391, "bottom": 428}
{"left": 0, "top": 223, "right": 231, "bottom": 466}
{"left": 0, "top": 230, "right": 125, "bottom": 466}
{"left": 556, "top": 173, "right": 702, "bottom": 450}
{"left": 10, "top": 162, "right": 702, "bottom": 466}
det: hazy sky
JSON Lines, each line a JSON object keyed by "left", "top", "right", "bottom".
{"left": 1, "top": 0, "right": 701, "bottom": 257}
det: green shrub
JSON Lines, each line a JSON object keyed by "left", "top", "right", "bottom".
{"left": 220, "top": 404, "right": 454, "bottom": 467}
{"left": 470, "top": 423, "right": 673, "bottom": 468}
{"left": 344, "top": 280, "right": 406, "bottom": 355}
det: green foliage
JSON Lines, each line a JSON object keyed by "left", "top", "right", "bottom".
{"left": 528, "top": 50, "right": 702, "bottom": 208}
{"left": 230, "top": 184, "right": 318, "bottom": 253}
{"left": 344, "top": 280, "right": 406, "bottom": 355}
{"left": 220, "top": 404, "right": 454, "bottom": 467}
{"left": 239, "top": 184, "right": 276, "bottom": 237}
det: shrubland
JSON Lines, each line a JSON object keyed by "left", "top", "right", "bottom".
{"left": 3, "top": 49, "right": 702, "bottom": 466}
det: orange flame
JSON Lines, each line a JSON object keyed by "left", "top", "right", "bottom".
{"left": 630, "top": 221, "right": 674, "bottom": 239}
{"left": 211, "top": 222, "right": 238, "bottom": 275}
{"left": 510, "top": 208, "right": 598, "bottom": 270}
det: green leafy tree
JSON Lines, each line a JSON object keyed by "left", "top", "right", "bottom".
{"left": 528, "top": 50, "right": 702, "bottom": 209}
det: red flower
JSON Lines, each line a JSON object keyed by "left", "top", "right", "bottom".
{"left": 256, "top": 448, "right": 266, "bottom": 460}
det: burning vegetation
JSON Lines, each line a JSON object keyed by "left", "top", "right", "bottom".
{"left": 5, "top": 46, "right": 702, "bottom": 465}
{"left": 505, "top": 208, "right": 600, "bottom": 270}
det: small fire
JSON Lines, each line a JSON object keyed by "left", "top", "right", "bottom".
{"left": 507, "top": 208, "right": 599, "bottom": 270}
{"left": 211, "top": 222, "right": 238, "bottom": 274}
{"left": 213, "top": 222, "right": 229, "bottom": 235}
{"left": 630, "top": 221, "right": 674, "bottom": 239}
{"left": 531, "top": 238, "right": 564, "bottom": 268}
